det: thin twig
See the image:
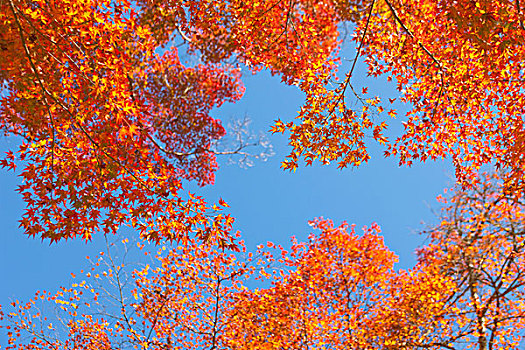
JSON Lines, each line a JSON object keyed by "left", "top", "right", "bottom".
{"left": 384, "top": 0, "right": 443, "bottom": 69}
{"left": 329, "top": 0, "right": 376, "bottom": 115}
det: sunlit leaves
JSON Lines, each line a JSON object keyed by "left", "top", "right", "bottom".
{"left": 2, "top": 177, "right": 525, "bottom": 349}
{"left": 360, "top": 0, "right": 525, "bottom": 190}
{"left": 0, "top": 0, "right": 242, "bottom": 243}
{"left": 410, "top": 171, "right": 525, "bottom": 349}
{"left": 4, "top": 0, "right": 524, "bottom": 243}
{"left": 227, "top": 219, "right": 398, "bottom": 349}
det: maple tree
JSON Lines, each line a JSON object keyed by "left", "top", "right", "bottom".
{"left": 0, "top": 0, "right": 245, "bottom": 244}
{"left": 226, "top": 218, "right": 398, "bottom": 349}
{"left": 398, "top": 171, "right": 525, "bottom": 350}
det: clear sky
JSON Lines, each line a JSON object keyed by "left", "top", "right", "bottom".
{"left": 0, "top": 55, "right": 454, "bottom": 335}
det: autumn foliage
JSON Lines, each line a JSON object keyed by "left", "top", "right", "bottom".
{"left": 2, "top": 0, "right": 525, "bottom": 243}
{"left": 2, "top": 0, "right": 525, "bottom": 348}
{"left": 1, "top": 0, "right": 242, "bottom": 244}
{"left": 3, "top": 174, "right": 525, "bottom": 349}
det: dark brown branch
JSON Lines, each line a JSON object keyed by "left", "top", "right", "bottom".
{"left": 516, "top": 0, "right": 525, "bottom": 30}
{"left": 329, "top": 0, "right": 376, "bottom": 116}
{"left": 8, "top": 0, "right": 57, "bottom": 186}
{"left": 383, "top": 0, "right": 443, "bottom": 69}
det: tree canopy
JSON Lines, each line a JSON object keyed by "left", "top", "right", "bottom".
{"left": 3, "top": 174, "right": 525, "bottom": 349}
{"left": 1, "top": 0, "right": 525, "bottom": 349}
{"left": 2, "top": 0, "right": 525, "bottom": 243}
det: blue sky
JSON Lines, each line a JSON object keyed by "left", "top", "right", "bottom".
{"left": 0, "top": 57, "right": 454, "bottom": 332}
